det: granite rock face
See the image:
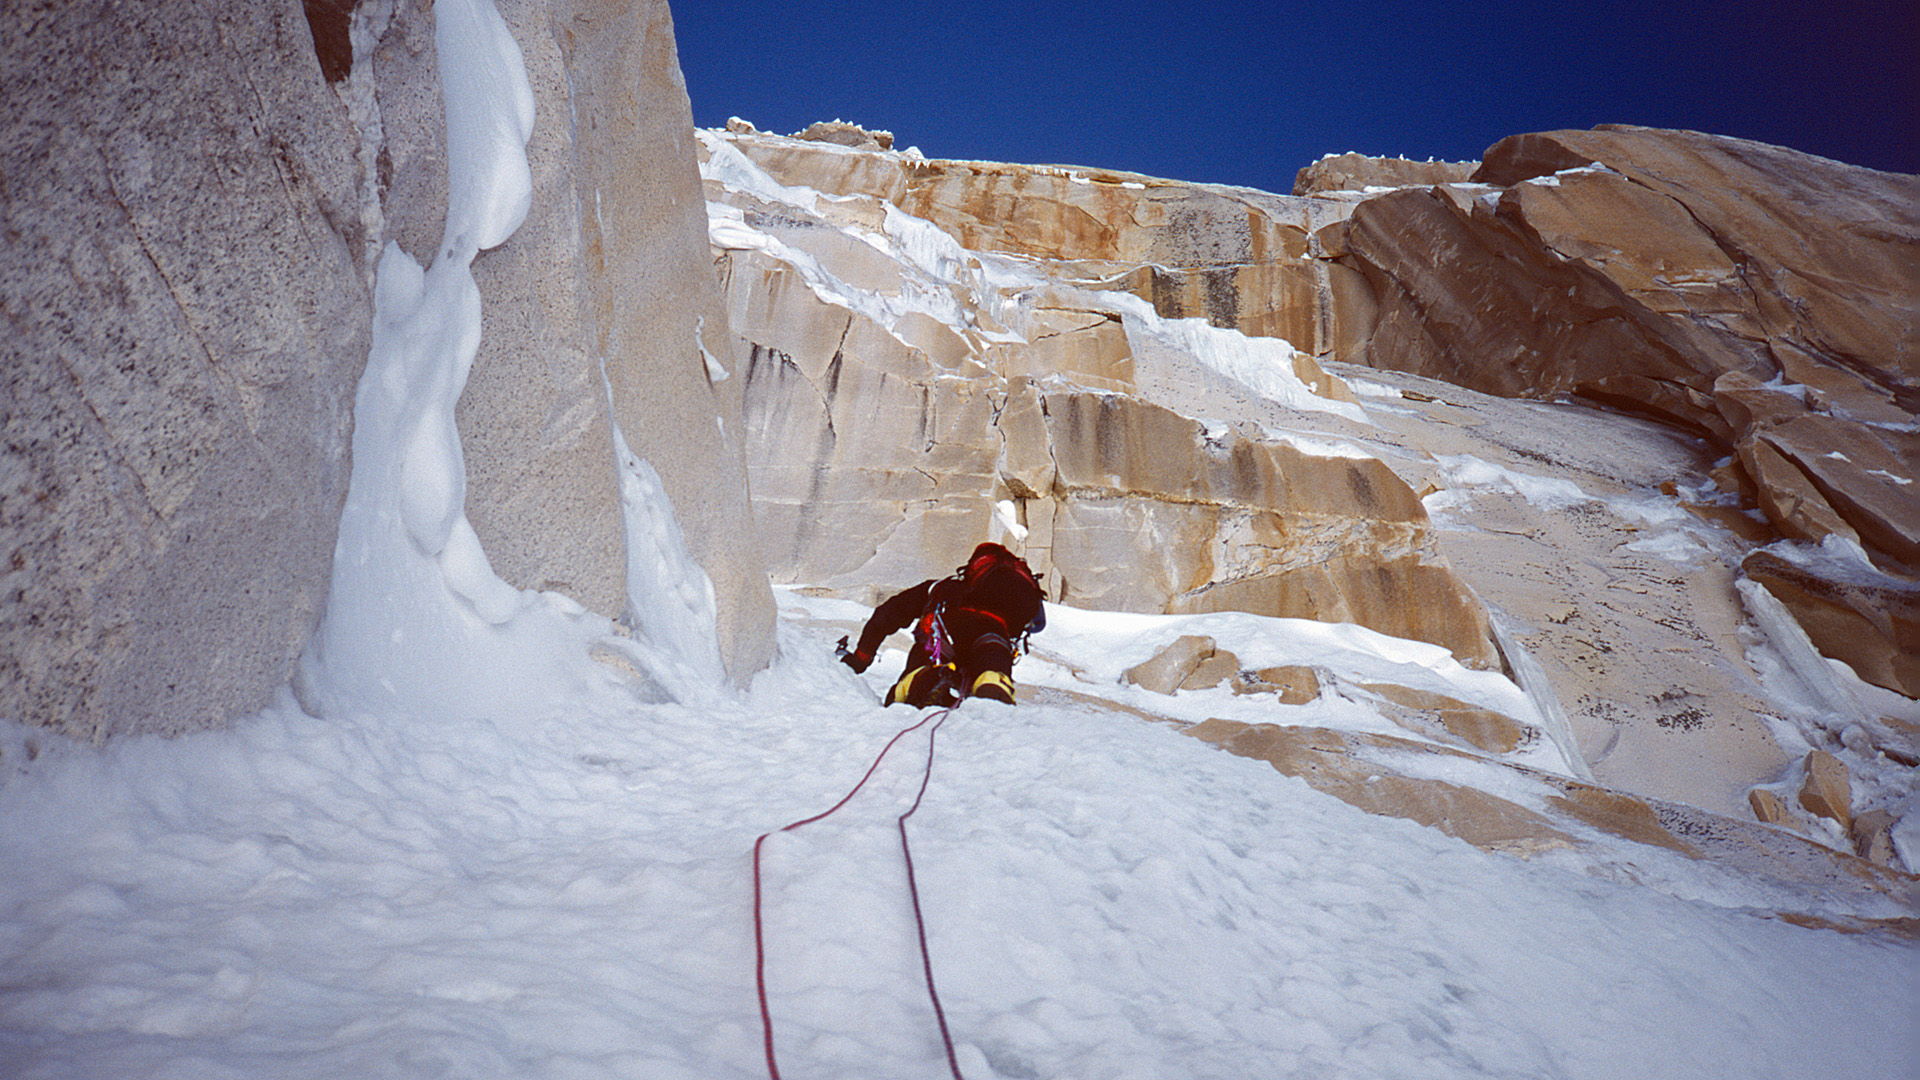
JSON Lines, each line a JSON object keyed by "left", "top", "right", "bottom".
{"left": 2, "top": 0, "right": 775, "bottom": 739}
{"left": 1291, "top": 153, "right": 1476, "bottom": 196}
{"left": 761, "top": 122, "right": 1917, "bottom": 697}
{"left": 707, "top": 127, "right": 1500, "bottom": 668}
{"left": 365, "top": 0, "right": 774, "bottom": 683}
{"left": 1329, "top": 126, "right": 1918, "bottom": 694}
{"left": 1, "top": 2, "right": 368, "bottom": 740}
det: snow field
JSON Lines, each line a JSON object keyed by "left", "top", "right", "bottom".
{"left": 5, "top": 620, "right": 1913, "bottom": 1079}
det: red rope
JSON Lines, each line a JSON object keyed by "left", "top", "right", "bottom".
{"left": 899, "top": 709, "right": 966, "bottom": 1079}
{"left": 752, "top": 707, "right": 966, "bottom": 1080}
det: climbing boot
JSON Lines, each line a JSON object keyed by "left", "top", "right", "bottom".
{"left": 969, "top": 669, "right": 1016, "bottom": 704}
{"left": 889, "top": 664, "right": 961, "bottom": 707}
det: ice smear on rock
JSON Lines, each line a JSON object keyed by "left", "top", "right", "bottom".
{"left": 1122, "top": 304, "right": 1369, "bottom": 423}
{"left": 698, "top": 128, "right": 821, "bottom": 215}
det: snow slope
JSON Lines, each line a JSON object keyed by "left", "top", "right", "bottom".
{"left": 2, "top": 4, "right": 1913, "bottom": 1078}
{"left": 2, "top": 597, "right": 1914, "bottom": 1079}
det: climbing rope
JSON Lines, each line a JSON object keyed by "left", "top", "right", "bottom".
{"left": 752, "top": 706, "right": 967, "bottom": 1080}
{"left": 897, "top": 708, "right": 964, "bottom": 1079}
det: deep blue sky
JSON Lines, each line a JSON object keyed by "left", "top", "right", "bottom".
{"left": 674, "top": 0, "right": 1916, "bottom": 193}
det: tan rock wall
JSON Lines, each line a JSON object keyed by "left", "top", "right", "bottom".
{"left": 1291, "top": 153, "right": 1478, "bottom": 196}
{"left": 1475, "top": 128, "right": 1918, "bottom": 389}
{"left": 718, "top": 239, "right": 1497, "bottom": 665}
{"left": 714, "top": 122, "right": 1920, "bottom": 693}
{"left": 710, "top": 129, "right": 1505, "bottom": 667}
{"left": 1328, "top": 127, "right": 1919, "bottom": 696}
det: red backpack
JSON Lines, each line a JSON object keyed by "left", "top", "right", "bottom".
{"left": 959, "top": 542, "right": 1040, "bottom": 595}
{"left": 917, "top": 543, "right": 1046, "bottom": 658}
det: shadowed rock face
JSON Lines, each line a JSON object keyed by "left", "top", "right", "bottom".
{"left": 1475, "top": 128, "right": 1916, "bottom": 408}
{"left": 1342, "top": 127, "right": 1917, "bottom": 437}
{"left": 1, "top": 3, "right": 368, "bottom": 740}
{"left": 2, "top": 0, "right": 775, "bottom": 739}
{"left": 1340, "top": 183, "right": 1736, "bottom": 431}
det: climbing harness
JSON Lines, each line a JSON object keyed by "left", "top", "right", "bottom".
{"left": 923, "top": 606, "right": 950, "bottom": 664}
{"left": 752, "top": 707, "right": 967, "bottom": 1080}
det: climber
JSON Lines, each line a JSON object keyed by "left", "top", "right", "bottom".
{"left": 839, "top": 542, "right": 1047, "bottom": 707}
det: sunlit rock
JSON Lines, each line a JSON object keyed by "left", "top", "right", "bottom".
{"left": 1291, "top": 152, "right": 1477, "bottom": 196}
{"left": 1329, "top": 125, "right": 1919, "bottom": 695}
{"left": 706, "top": 130, "right": 1499, "bottom": 667}
{"left": 1122, "top": 635, "right": 1221, "bottom": 694}
{"left": 1797, "top": 749, "right": 1854, "bottom": 829}
{"left": 1037, "top": 393, "right": 1498, "bottom": 668}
